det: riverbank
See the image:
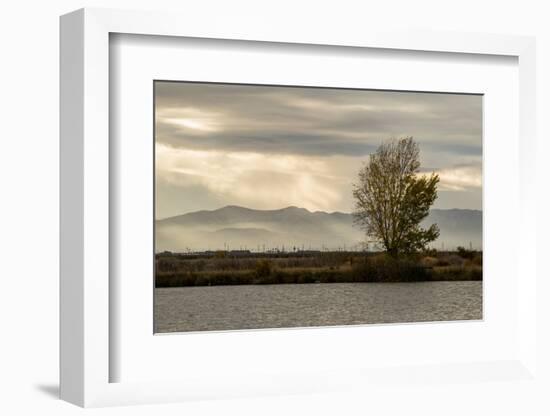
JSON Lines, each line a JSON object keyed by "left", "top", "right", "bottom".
{"left": 155, "top": 251, "right": 482, "bottom": 287}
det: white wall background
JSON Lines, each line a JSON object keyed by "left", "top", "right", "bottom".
{"left": 0, "top": 1, "right": 548, "bottom": 415}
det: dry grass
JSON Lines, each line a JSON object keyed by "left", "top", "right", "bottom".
{"left": 155, "top": 251, "right": 482, "bottom": 287}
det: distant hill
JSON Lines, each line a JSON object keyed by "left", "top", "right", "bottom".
{"left": 156, "top": 205, "right": 482, "bottom": 252}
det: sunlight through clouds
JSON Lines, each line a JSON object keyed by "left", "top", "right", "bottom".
{"left": 156, "top": 144, "right": 345, "bottom": 213}
{"left": 436, "top": 165, "right": 482, "bottom": 191}
{"left": 154, "top": 81, "right": 482, "bottom": 218}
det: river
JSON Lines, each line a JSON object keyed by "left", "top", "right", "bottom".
{"left": 155, "top": 281, "right": 482, "bottom": 333}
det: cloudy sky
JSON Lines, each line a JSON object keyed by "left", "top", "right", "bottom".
{"left": 155, "top": 81, "right": 482, "bottom": 219}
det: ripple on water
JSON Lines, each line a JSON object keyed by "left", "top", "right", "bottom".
{"left": 154, "top": 281, "right": 482, "bottom": 333}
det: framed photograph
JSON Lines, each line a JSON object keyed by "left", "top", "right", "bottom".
{"left": 60, "top": 8, "right": 538, "bottom": 408}
{"left": 153, "top": 81, "right": 483, "bottom": 334}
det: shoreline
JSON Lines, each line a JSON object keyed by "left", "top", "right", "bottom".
{"left": 156, "top": 279, "right": 483, "bottom": 289}
{"left": 155, "top": 269, "right": 482, "bottom": 288}
{"left": 155, "top": 250, "right": 482, "bottom": 288}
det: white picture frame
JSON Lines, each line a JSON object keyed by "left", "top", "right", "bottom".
{"left": 60, "top": 7, "right": 538, "bottom": 408}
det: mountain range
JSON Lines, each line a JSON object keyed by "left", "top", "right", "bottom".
{"left": 156, "top": 205, "right": 482, "bottom": 252}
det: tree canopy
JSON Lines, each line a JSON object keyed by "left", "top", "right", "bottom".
{"left": 352, "top": 137, "right": 440, "bottom": 256}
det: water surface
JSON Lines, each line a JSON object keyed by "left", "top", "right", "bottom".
{"left": 155, "top": 281, "right": 482, "bottom": 333}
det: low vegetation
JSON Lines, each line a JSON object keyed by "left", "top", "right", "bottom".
{"left": 155, "top": 250, "right": 482, "bottom": 287}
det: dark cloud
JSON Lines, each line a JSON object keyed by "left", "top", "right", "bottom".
{"left": 155, "top": 81, "right": 482, "bottom": 164}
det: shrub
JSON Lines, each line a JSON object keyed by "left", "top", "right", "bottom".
{"left": 471, "top": 253, "right": 483, "bottom": 266}
{"left": 456, "top": 246, "right": 476, "bottom": 260}
{"left": 419, "top": 256, "right": 439, "bottom": 268}
{"left": 155, "top": 272, "right": 196, "bottom": 287}
{"left": 352, "top": 254, "right": 429, "bottom": 282}
{"left": 429, "top": 266, "right": 482, "bottom": 281}
{"left": 468, "top": 267, "right": 483, "bottom": 280}
{"left": 437, "top": 254, "right": 465, "bottom": 267}
{"left": 255, "top": 259, "right": 272, "bottom": 278}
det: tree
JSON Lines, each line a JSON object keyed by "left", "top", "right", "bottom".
{"left": 352, "top": 137, "right": 440, "bottom": 257}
